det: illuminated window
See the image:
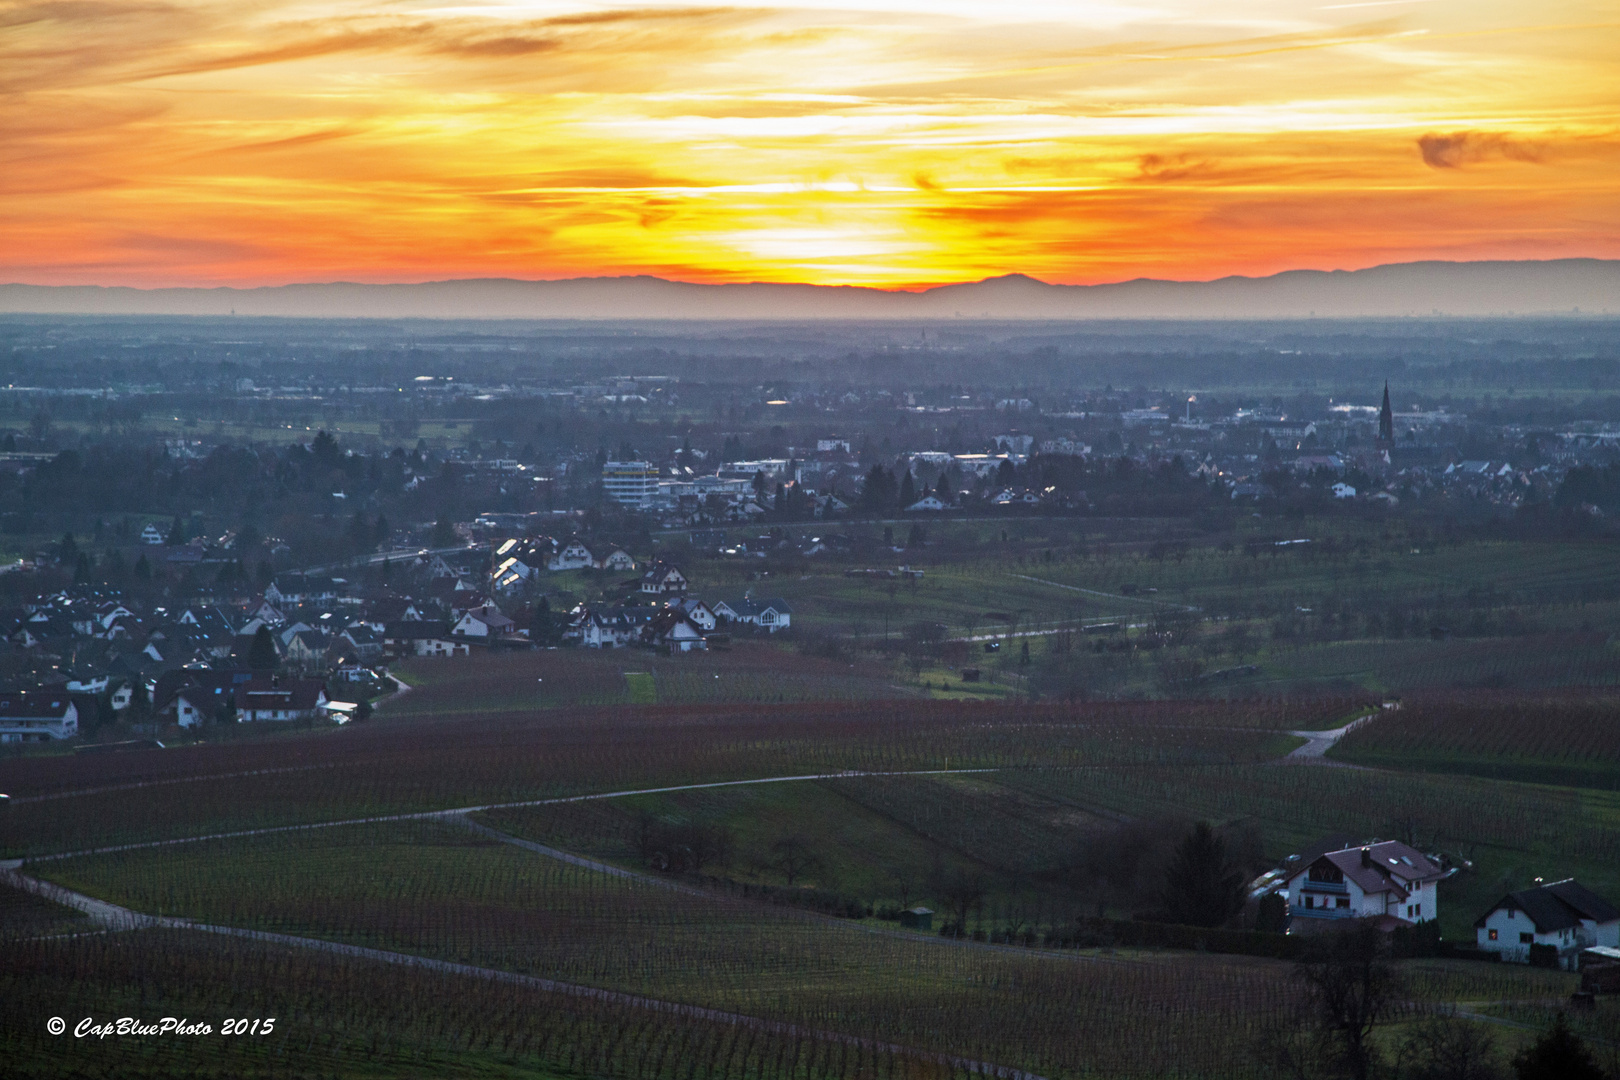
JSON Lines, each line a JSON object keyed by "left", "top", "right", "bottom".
{"left": 1488, "top": 929, "right": 1498, "bottom": 941}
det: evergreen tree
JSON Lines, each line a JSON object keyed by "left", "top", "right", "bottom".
{"left": 860, "top": 465, "right": 896, "bottom": 513}
{"left": 1255, "top": 892, "right": 1289, "bottom": 933}
{"left": 247, "top": 625, "right": 279, "bottom": 671}
{"left": 1511, "top": 1014, "right": 1604, "bottom": 1080}
{"left": 1160, "top": 821, "right": 1247, "bottom": 927}
{"left": 59, "top": 532, "right": 79, "bottom": 566}
{"left": 935, "top": 471, "right": 953, "bottom": 503}
{"left": 126, "top": 678, "right": 151, "bottom": 721}
{"left": 166, "top": 515, "right": 186, "bottom": 545}
{"left": 899, "top": 471, "right": 917, "bottom": 508}
{"left": 431, "top": 517, "right": 457, "bottom": 548}
{"left": 134, "top": 554, "right": 152, "bottom": 581}
{"left": 530, "top": 596, "right": 562, "bottom": 647}
{"left": 311, "top": 429, "right": 341, "bottom": 468}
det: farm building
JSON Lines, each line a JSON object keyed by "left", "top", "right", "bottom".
{"left": 1284, "top": 840, "right": 1444, "bottom": 928}
{"left": 1475, "top": 879, "right": 1620, "bottom": 970}
{"left": 899, "top": 906, "right": 933, "bottom": 931}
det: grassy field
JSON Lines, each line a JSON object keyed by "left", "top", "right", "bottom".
{"left": 391, "top": 643, "right": 913, "bottom": 714}
{"left": 998, "top": 763, "right": 1620, "bottom": 943}
{"left": 638, "top": 521, "right": 1620, "bottom": 699}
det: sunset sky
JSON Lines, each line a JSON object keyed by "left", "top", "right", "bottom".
{"left": 3, "top": 0, "right": 1617, "bottom": 287}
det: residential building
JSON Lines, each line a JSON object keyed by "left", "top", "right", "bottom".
{"left": 642, "top": 610, "right": 708, "bottom": 652}
{"left": 673, "top": 597, "right": 718, "bottom": 631}
{"left": 383, "top": 621, "right": 470, "bottom": 659}
{"left": 713, "top": 596, "right": 793, "bottom": 633}
{"left": 549, "top": 538, "right": 597, "bottom": 571}
{"left": 601, "top": 461, "right": 659, "bottom": 507}
{"left": 453, "top": 609, "right": 515, "bottom": 638}
{"left": 234, "top": 677, "right": 329, "bottom": 722}
{"left": 0, "top": 692, "right": 81, "bottom": 742}
{"left": 1285, "top": 840, "right": 1444, "bottom": 928}
{"left": 1475, "top": 879, "right": 1620, "bottom": 969}
{"left": 639, "top": 561, "right": 688, "bottom": 595}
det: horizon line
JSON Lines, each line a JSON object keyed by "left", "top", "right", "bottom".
{"left": 4, "top": 255, "right": 1619, "bottom": 295}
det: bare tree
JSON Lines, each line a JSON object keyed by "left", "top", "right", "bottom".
{"left": 1296, "top": 927, "right": 1405, "bottom": 1080}
{"left": 771, "top": 835, "right": 820, "bottom": 886}
{"left": 934, "top": 867, "right": 986, "bottom": 936}
{"left": 1397, "top": 1011, "right": 1504, "bottom": 1080}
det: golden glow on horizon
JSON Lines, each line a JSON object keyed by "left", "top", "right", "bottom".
{"left": 1, "top": 0, "right": 1617, "bottom": 287}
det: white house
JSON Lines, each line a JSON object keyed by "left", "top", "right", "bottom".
{"left": 714, "top": 596, "right": 793, "bottom": 633}
{"left": 453, "top": 609, "right": 515, "bottom": 638}
{"left": 383, "top": 622, "right": 470, "bottom": 659}
{"left": 1332, "top": 483, "right": 1357, "bottom": 499}
{"left": 1285, "top": 841, "right": 1444, "bottom": 928}
{"left": 579, "top": 611, "right": 641, "bottom": 649}
{"left": 906, "top": 495, "right": 949, "bottom": 512}
{"left": 0, "top": 693, "right": 80, "bottom": 742}
{"left": 643, "top": 611, "right": 708, "bottom": 652}
{"left": 234, "top": 678, "right": 329, "bottom": 722}
{"left": 673, "top": 597, "right": 718, "bottom": 631}
{"left": 140, "top": 523, "right": 166, "bottom": 545}
{"left": 1475, "top": 879, "right": 1620, "bottom": 969}
{"left": 597, "top": 547, "right": 637, "bottom": 571}
{"left": 639, "top": 562, "right": 688, "bottom": 595}
{"left": 549, "top": 539, "right": 596, "bottom": 571}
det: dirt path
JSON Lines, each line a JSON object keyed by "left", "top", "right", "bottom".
{"left": 0, "top": 860, "right": 1045, "bottom": 1080}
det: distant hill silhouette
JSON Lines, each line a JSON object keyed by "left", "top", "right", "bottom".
{"left": 2, "top": 260, "right": 1616, "bottom": 319}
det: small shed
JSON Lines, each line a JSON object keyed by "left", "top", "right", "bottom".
{"left": 1581, "top": 947, "right": 1620, "bottom": 994}
{"left": 899, "top": 906, "right": 934, "bottom": 931}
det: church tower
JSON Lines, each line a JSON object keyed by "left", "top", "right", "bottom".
{"left": 1377, "top": 382, "right": 1394, "bottom": 448}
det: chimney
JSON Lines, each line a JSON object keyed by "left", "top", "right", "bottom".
{"left": 1361, "top": 847, "right": 1373, "bottom": 868}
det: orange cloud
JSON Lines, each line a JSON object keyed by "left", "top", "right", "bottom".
{"left": 1, "top": 0, "right": 1617, "bottom": 287}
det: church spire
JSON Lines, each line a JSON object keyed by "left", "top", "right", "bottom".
{"left": 1378, "top": 381, "right": 1394, "bottom": 446}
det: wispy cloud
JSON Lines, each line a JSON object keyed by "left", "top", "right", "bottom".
{"left": 1, "top": 0, "right": 1616, "bottom": 285}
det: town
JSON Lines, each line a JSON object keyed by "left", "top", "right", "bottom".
{"left": 6, "top": 313, "right": 1620, "bottom": 1080}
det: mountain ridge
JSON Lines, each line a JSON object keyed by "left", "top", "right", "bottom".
{"left": 2, "top": 259, "right": 1616, "bottom": 320}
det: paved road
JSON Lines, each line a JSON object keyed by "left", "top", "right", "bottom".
{"left": 1284, "top": 711, "right": 1383, "bottom": 764}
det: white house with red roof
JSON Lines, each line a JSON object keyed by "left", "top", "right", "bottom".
{"left": 1285, "top": 840, "right": 1445, "bottom": 928}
